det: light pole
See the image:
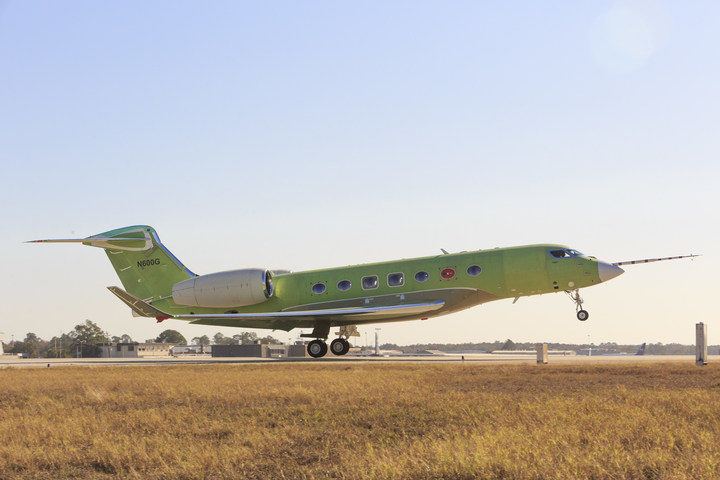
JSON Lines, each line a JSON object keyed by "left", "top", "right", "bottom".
{"left": 374, "top": 328, "right": 381, "bottom": 356}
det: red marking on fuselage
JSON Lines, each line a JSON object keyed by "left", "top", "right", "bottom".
{"left": 441, "top": 268, "right": 455, "bottom": 279}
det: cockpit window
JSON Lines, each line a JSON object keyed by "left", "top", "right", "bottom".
{"left": 549, "top": 249, "right": 584, "bottom": 259}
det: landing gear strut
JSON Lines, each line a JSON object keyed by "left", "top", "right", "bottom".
{"left": 566, "top": 289, "right": 589, "bottom": 321}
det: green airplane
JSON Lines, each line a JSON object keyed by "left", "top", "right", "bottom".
{"left": 29, "top": 225, "right": 696, "bottom": 358}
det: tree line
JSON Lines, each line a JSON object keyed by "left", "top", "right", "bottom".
{"left": 3, "top": 320, "right": 281, "bottom": 358}
{"left": 380, "top": 340, "right": 718, "bottom": 356}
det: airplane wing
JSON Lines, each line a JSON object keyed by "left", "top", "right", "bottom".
{"left": 107, "top": 286, "right": 445, "bottom": 330}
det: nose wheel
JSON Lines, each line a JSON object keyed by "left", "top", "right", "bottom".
{"left": 566, "top": 289, "right": 589, "bottom": 321}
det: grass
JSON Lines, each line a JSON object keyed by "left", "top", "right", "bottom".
{"left": 1, "top": 362, "right": 720, "bottom": 479}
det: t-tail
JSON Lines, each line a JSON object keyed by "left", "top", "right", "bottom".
{"left": 28, "top": 225, "right": 195, "bottom": 302}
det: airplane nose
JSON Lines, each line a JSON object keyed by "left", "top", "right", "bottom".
{"left": 598, "top": 261, "right": 624, "bottom": 282}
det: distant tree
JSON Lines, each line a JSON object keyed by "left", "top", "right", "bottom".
{"left": 69, "top": 320, "right": 109, "bottom": 357}
{"left": 23, "top": 333, "right": 42, "bottom": 358}
{"left": 111, "top": 334, "right": 134, "bottom": 344}
{"left": 501, "top": 339, "right": 516, "bottom": 351}
{"left": 155, "top": 330, "right": 187, "bottom": 345}
{"left": 42, "top": 334, "right": 74, "bottom": 358}
{"left": 69, "top": 320, "right": 108, "bottom": 344}
{"left": 233, "top": 332, "right": 258, "bottom": 345}
{"left": 213, "top": 332, "right": 234, "bottom": 345}
{"left": 258, "top": 335, "right": 281, "bottom": 345}
{"left": 192, "top": 335, "right": 211, "bottom": 346}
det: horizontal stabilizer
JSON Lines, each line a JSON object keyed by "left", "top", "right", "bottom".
{"left": 28, "top": 228, "right": 153, "bottom": 252}
{"left": 613, "top": 254, "right": 699, "bottom": 266}
{"left": 107, "top": 286, "right": 169, "bottom": 319}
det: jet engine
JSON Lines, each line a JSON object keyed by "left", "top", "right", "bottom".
{"left": 171, "top": 268, "right": 273, "bottom": 308}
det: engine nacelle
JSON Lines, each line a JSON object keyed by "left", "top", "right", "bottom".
{"left": 172, "top": 268, "right": 273, "bottom": 308}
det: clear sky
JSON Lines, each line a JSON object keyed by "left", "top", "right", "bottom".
{"left": 1, "top": 1, "right": 717, "bottom": 347}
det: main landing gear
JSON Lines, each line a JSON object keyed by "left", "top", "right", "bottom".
{"left": 303, "top": 325, "right": 357, "bottom": 358}
{"left": 306, "top": 338, "right": 351, "bottom": 358}
{"left": 566, "top": 289, "right": 589, "bottom": 321}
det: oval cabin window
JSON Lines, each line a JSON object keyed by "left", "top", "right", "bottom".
{"left": 415, "top": 271, "right": 429, "bottom": 282}
{"left": 467, "top": 265, "right": 482, "bottom": 276}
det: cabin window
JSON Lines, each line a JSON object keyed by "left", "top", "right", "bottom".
{"left": 311, "top": 283, "right": 327, "bottom": 294}
{"left": 361, "top": 275, "right": 379, "bottom": 290}
{"left": 414, "top": 271, "right": 429, "bottom": 282}
{"left": 387, "top": 272, "right": 404, "bottom": 287}
{"left": 337, "top": 280, "right": 352, "bottom": 291}
{"left": 467, "top": 265, "right": 482, "bottom": 276}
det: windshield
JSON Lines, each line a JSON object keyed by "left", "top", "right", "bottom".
{"left": 548, "top": 249, "right": 584, "bottom": 259}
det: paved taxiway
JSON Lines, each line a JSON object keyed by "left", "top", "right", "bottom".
{"left": 0, "top": 353, "right": 701, "bottom": 368}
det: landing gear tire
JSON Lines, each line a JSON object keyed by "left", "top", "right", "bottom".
{"left": 577, "top": 310, "right": 589, "bottom": 321}
{"left": 330, "top": 338, "right": 350, "bottom": 356}
{"left": 307, "top": 340, "right": 328, "bottom": 358}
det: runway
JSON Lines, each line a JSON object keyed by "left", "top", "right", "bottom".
{"left": 0, "top": 353, "right": 702, "bottom": 368}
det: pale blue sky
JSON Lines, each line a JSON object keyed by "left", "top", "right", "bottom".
{"left": 1, "top": 1, "right": 717, "bottom": 346}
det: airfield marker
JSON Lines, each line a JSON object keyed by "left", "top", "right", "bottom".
{"left": 537, "top": 344, "right": 548, "bottom": 364}
{"left": 696, "top": 323, "right": 708, "bottom": 366}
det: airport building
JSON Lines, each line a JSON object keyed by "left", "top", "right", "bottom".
{"left": 212, "top": 343, "right": 308, "bottom": 358}
{"left": 98, "top": 342, "right": 172, "bottom": 358}
{"left": 171, "top": 345, "right": 212, "bottom": 355}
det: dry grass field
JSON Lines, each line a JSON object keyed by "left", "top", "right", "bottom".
{"left": 1, "top": 362, "right": 719, "bottom": 479}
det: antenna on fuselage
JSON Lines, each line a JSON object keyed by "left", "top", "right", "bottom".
{"left": 440, "top": 248, "right": 449, "bottom": 255}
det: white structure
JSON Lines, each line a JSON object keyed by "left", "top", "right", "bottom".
{"left": 696, "top": 322, "right": 708, "bottom": 366}
{"left": 98, "top": 342, "right": 172, "bottom": 358}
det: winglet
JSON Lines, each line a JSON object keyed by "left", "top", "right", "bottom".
{"left": 107, "top": 286, "right": 172, "bottom": 320}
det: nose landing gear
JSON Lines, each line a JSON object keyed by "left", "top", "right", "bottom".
{"left": 566, "top": 289, "right": 589, "bottom": 321}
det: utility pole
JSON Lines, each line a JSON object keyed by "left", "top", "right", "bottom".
{"left": 374, "top": 328, "right": 381, "bottom": 356}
